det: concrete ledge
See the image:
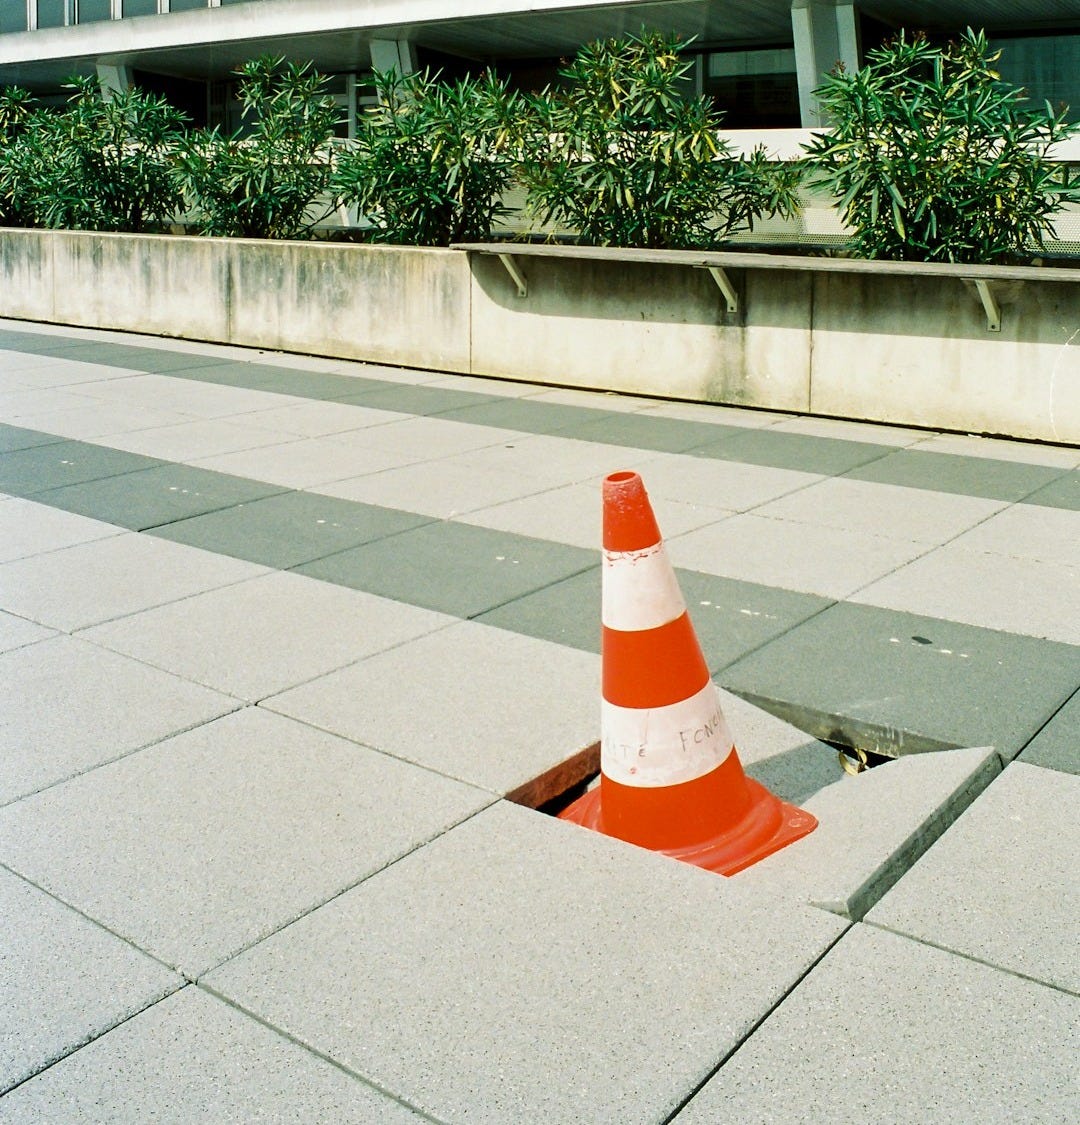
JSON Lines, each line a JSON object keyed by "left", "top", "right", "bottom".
{"left": 1, "top": 227, "right": 1076, "bottom": 444}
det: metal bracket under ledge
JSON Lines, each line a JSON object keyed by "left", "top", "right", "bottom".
{"left": 704, "top": 265, "right": 739, "bottom": 314}
{"left": 970, "top": 278, "right": 1002, "bottom": 332}
{"left": 497, "top": 253, "right": 528, "bottom": 298}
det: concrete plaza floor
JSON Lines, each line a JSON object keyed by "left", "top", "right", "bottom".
{"left": 1, "top": 317, "right": 1077, "bottom": 1123}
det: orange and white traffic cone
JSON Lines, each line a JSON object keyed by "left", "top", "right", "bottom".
{"left": 559, "top": 470, "right": 817, "bottom": 875}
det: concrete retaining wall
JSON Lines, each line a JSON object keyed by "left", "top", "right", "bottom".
{"left": 1, "top": 227, "right": 1076, "bottom": 444}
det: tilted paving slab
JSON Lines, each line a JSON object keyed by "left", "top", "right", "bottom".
{"left": 0, "top": 423, "right": 67, "bottom": 453}
{"left": 0, "top": 497, "right": 121, "bottom": 564}
{"left": 1018, "top": 690, "right": 1080, "bottom": 775}
{"left": 1021, "top": 469, "right": 1080, "bottom": 511}
{"left": 691, "top": 426, "right": 893, "bottom": 475}
{"left": 0, "top": 612, "right": 54, "bottom": 655}
{"left": 91, "top": 416, "right": 300, "bottom": 461}
{"left": 82, "top": 571, "right": 455, "bottom": 703}
{"left": 737, "top": 745, "right": 1001, "bottom": 920}
{"left": 0, "top": 708, "right": 492, "bottom": 979}
{"left": 948, "top": 500, "right": 1080, "bottom": 566}
{"left": 673, "top": 925, "right": 1078, "bottom": 1125}
{"left": 203, "top": 802, "right": 848, "bottom": 1125}
{"left": 0, "top": 868, "right": 180, "bottom": 1096}
{"left": 0, "top": 532, "right": 269, "bottom": 632}
{"left": 264, "top": 619, "right": 600, "bottom": 796}
{"left": 910, "top": 431, "right": 1080, "bottom": 468}
{"left": 866, "top": 762, "right": 1080, "bottom": 993}
{"left": 0, "top": 987, "right": 423, "bottom": 1124}
{"left": 554, "top": 411, "right": 740, "bottom": 453}
{"left": 721, "top": 602, "right": 1080, "bottom": 760}
{"left": 295, "top": 520, "right": 595, "bottom": 619}
{"left": 0, "top": 438, "right": 160, "bottom": 498}
{"left": 0, "top": 635, "right": 236, "bottom": 805}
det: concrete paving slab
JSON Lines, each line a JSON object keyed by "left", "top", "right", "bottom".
{"left": 0, "top": 438, "right": 160, "bottom": 498}
{"left": 0, "top": 868, "right": 181, "bottom": 1096}
{"left": 0, "top": 611, "right": 54, "bottom": 655}
{"left": 9, "top": 401, "right": 199, "bottom": 440}
{"left": 854, "top": 543, "right": 1080, "bottom": 643}
{"left": 0, "top": 987, "right": 423, "bottom": 1123}
{"left": 164, "top": 362, "right": 368, "bottom": 398}
{"left": 0, "top": 358, "right": 142, "bottom": 388}
{"left": 739, "top": 745, "right": 1000, "bottom": 919}
{"left": 460, "top": 479, "right": 729, "bottom": 550}
{"left": 673, "top": 925, "right": 1078, "bottom": 1125}
{"left": 423, "top": 373, "right": 542, "bottom": 398}
{"left": 523, "top": 386, "right": 654, "bottom": 412}
{"left": 450, "top": 433, "right": 661, "bottom": 488}
{"left": 203, "top": 801, "right": 848, "bottom": 1125}
{"left": 721, "top": 602, "right": 1080, "bottom": 759}
{"left": 766, "top": 415, "right": 926, "bottom": 446}
{"left": 151, "top": 489, "right": 431, "bottom": 569}
{"left": 636, "top": 400, "right": 787, "bottom": 427}
{"left": 78, "top": 373, "right": 293, "bottom": 419}
{"left": 846, "top": 447, "right": 1065, "bottom": 501}
{"left": 754, "top": 477, "right": 1008, "bottom": 544}
{"left": 0, "top": 635, "right": 236, "bottom": 805}
{"left": 1018, "top": 691, "right": 1080, "bottom": 775}
{"left": 0, "top": 532, "right": 269, "bottom": 631}
{"left": 911, "top": 431, "right": 1080, "bottom": 469}
{"left": 620, "top": 451, "right": 822, "bottom": 512}
{"left": 318, "top": 457, "right": 554, "bottom": 519}
{"left": 0, "top": 708, "right": 492, "bottom": 978}
{"left": 188, "top": 431, "right": 419, "bottom": 490}
{"left": 666, "top": 512, "right": 926, "bottom": 599}
{"left": 297, "top": 519, "right": 595, "bottom": 619}
{"left": 867, "top": 762, "right": 1080, "bottom": 993}
{"left": 336, "top": 382, "right": 503, "bottom": 416}
{"left": 0, "top": 423, "right": 66, "bottom": 453}
{"left": 555, "top": 411, "right": 740, "bottom": 452}
{"left": 94, "top": 416, "right": 300, "bottom": 461}
{"left": 1023, "top": 469, "right": 1080, "bottom": 510}
{"left": 434, "top": 396, "right": 608, "bottom": 435}
{"left": 36, "top": 463, "right": 286, "bottom": 532}
{"left": 354, "top": 414, "right": 523, "bottom": 459}
{"left": 264, "top": 620, "right": 599, "bottom": 795}
{"left": 948, "top": 500, "right": 1080, "bottom": 565}
{"left": 0, "top": 497, "right": 121, "bottom": 563}
{"left": 0, "top": 386, "right": 105, "bottom": 421}
{"left": 236, "top": 399, "right": 407, "bottom": 437}
{"left": 83, "top": 571, "right": 454, "bottom": 702}
{"left": 692, "top": 427, "right": 893, "bottom": 475}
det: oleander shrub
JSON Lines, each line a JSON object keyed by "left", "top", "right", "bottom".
{"left": 516, "top": 29, "right": 801, "bottom": 249}
{"left": 802, "top": 28, "right": 1080, "bottom": 263}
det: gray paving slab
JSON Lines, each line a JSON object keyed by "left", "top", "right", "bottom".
{"left": 203, "top": 801, "right": 848, "bottom": 1125}
{"left": 739, "top": 745, "right": 1001, "bottom": 919}
{"left": 458, "top": 477, "right": 727, "bottom": 549}
{"left": 636, "top": 399, "right": 787, "bottom": 427}
{"left": 477, "top": 567, "right": 832, "bottom": 674}
{"left": 355, "top": 415, "right": 523, "bottom": 459}
{"left": 619, "top": 450, "right": 822, "bottom": 511}
{"left": 0, "top": 386, "right": 105, "bottom": 421}
{"left": 555, "top": 411, "right": 741, "bottom": 452}
{"left": 0, "top": 867, "right": 180, "bottom": 1096}
{"left": 77, "top": 373, "right": 293, "bottom": 418}
{"left": 0, "top": 707, "right": 491, "bottom": 978}
{"left": 94, "top": 416, "right": 300, "bottom": 461}
{"left": 336, "top": 382, "right": 503, "bottom": 416}
{"left": 0, "top": 358, "right": 141, "bottom": 388}
{"left": 0, "top": 438, "right": 160, "bottom": 497}
{"left": 846, "top": 446, "right": 1066, "bottom": 501}
{"left": 150, "top": 489, "right": 432, "bottom": 570}
{"left": 673, "top": 924, "right": 1079, "bottom": 1125}
{"left": 0, "top": 611, "right": 54, "bottom": 655}
{"left": 766, "top": 415, "right": 926, "bottom": 446}
{"left": 450, "top": 433, "right": 662, "bottom": 488}
{"left": 295, "top": 520, "right": 595, "bottom": 619}
{"left": 754, "top": 476, "right": 1008, "bottom": 543}
{"left": 35, "top": 463, "right": 286, "bottom": 532}
{"left": 911, "top": 431, "right": 1080, "bottom": 468}
{"left": 236, "top": 399, "right": 407, "bottom": 437}
{"left": 692, "top": 426, "right": 893, "bottom": 474}
{"left": 948, "top": 500, "right": 1080, "bottom": 565}
{"left": 83, "top": 571, "right": 455, "bottom": 702}
{"left": 0, "top": 987, "right": 423, "bottom": 1124}
{"left": 853, "top": 542, "right": 1080, "bottom": 643}
{"left": 10, "top": 400, "right": 199, "bottom": 440}
{"left": 434, "top": 396, "right": 608, "bottom": 435}
{"left": 0, "top": 635, "right": 236, "bottom": 805}
{"left": 0, "top": 532, "right": 269, "bottom": 631}
{"left": 0, "top": 423, "right": 66, "bottom": 453}
{"left": 264, "top": 619, "right": 599, "bottom": 795}
{"left": 721, "top": 602, "right": 1080, "bottom": 759}
{"left": 523, "top": 386, "right": 653, "bottom": 411}
{"left": 1019, "top": 690, "right": 1080, "bottom": 774}
{"left": 1023, "top": 469, "right": 1080, "bottom": 510}
{"left": 164, "top": 361, "right": 367, "bottom": 397}
{"left": 666, "top": 511, "right": 927, "bottom": 599}
{"left": 867, "top": 762, "right": 1080, "bottom": 993}
{"left": 188, "top": 430, "right": 418, "bottom": 489}
{"left": 0, "top": 497, "right": 121, "bottom": 563}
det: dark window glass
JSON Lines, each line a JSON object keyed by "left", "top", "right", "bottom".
{"left": 36, "top": 0, "right": 67, "bottom": 27}
{"left": 77, "top": 0, "right": 110, "bottom": 21}
{"left": 122, "top": 0, "right": 155, "bottom": 15}
{"left": 167, "top": 0, "right": 205, "bottom": 10}
{"left": 1, "top": 0, "right": 29, "bottom": 32}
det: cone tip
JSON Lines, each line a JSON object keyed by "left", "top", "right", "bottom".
{"left": 603, "top": 471, "right": 662, "bottom": 552}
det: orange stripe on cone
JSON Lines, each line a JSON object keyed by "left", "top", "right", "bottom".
{"left": 560, "top": 470, "right": 817, "bottom": 876}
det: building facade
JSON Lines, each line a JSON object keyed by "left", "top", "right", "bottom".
{"left": 1, "top": 0, "right": 1079, "bottom": 136}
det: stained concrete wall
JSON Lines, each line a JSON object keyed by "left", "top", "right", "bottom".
{"left": 0, "top": 227, "right": 1076, "bottom": 444}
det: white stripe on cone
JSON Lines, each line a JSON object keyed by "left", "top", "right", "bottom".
{"left": 602, "top": 682, "right": 735, "bottom": 788}
{"left": 602, "top": 542, "right": 686, "bottom": 632}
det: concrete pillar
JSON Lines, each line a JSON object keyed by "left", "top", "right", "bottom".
{"left": 791, "top": 0, "right": 860, "bottom": 127}
{"left": 368, "top": 38, "right": 417, "bottom": 77}
{"left": 96, "top": 61, "right": 132, "bottom": 100}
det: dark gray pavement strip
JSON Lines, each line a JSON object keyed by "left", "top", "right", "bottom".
{"left": 1017, "top": 688, "right": 1080, "bottom": 775}
{"left": 34, "top": 465, "right": 289, "bottom": 532}
{"left": 0, "top": 425, "right": 68, "bottom": 453}
{"left": 690, "top": 426, "right": 894, "bottom": 476}
{"left": 151, "top": 491, "right": 436, "bottom": 570}
{"left": 0, "top": 439, "right": 166, "bottom": 497}
{"left": 721, "top": 602, "right": 1080, "bottom": 761}
{"left": 1021, "top": 469, "right": 1080, "bottom": 511}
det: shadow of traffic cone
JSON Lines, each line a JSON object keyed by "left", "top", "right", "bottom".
{"left": 559, "top": 470, "right": 817, "bottom": 875}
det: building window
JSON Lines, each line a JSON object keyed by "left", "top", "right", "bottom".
{"left": 167, "top": 0, "right": 207, "bottom": 10}
{"left": 122, "top": 0, "right": 156, "bottom": 15}
{"left": 991, "top": 33, "right": 1080, "bottom": 124}
{"left": 705, "top": 48, "right": 800, "bottom": 129}
{"left": 77, "top": 0, "right": 111, "bottom": 22}
{"left": 36, "top": 0, "right": 67, "bottom": 27}
{"left": 0, "top": 0, "right": 29, "bottom": 31}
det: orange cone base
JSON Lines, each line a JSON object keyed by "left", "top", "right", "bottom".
{"left": 559, "top": 778, "right": 817, "bottom": 877}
